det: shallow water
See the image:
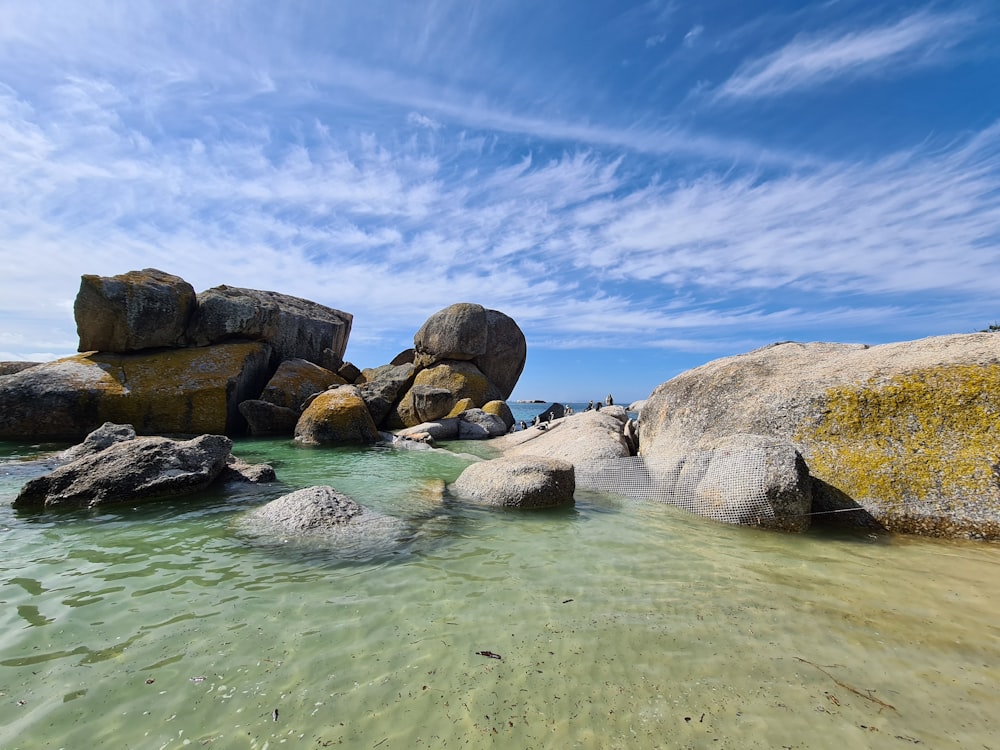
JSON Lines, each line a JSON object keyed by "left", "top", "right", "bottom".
{"left": 1, "top": 437, "right": 999, "bottom": 749}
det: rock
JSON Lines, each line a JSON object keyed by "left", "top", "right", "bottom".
{"left": 0, "top": 342, "right": 273, "bottom": 440}
{"left": 640, "top": 334, "right": 1000, "bottom": 539}
{"left": 294, "top": 385, "right": 380, "bottom": 445}
{"left": 186, "top": 285, "right": 352, "bottom": 370}
{"left": 411, "top": 385, "right": 455, "bottom": 422}
{"left": 337, "top": 361, "right": 362, "bottom": 383}
{"left": 0, "top": 362, "right": 41, "bottom": 376}
{"left": 492, "top": 408, "right": 633, "bottom": 465}
{"left": 238, "top": 400, "right": 300, "bottom": 436}
{"left": 535, "top": 403, "right": 566, "bottom": 422}
{"left": 74, "top": 268, "right": 196, "bottom": 353}
{"left": 13, "top": 433, "right": 233, "bottom": 510}
{"left": 576, "top": 434, "right": 812, "bottom": 531}
{"left": 390, "top": 349, "right": 415, "bottom": 366}
{"left": 260, "top": 358, "right": 344, "bottom": 411}
{"left": 243, "top": 486, "right": 409, "bottom": 553}
{"left": 221, "top": 454, "right": 277, "bottom": 484}
{"left": 413, "top": 302, "right": 488, "bottom": 366}
{"left": 357, "top": 363, "right": 416, "bottom": 427}
{"left": 392, "top": 360, "right": 503, "bottom": 428}
{"left": 456, "top": 409, "right": 509, "bottom": 439}
{"left": 627, "top": 399, "right": 647, "bottom": 414}
{"left": 396, "top": 418, "right": 460, "bottom": 441}
{"left": 452, "top": 455, "right": 575, "bottom": 509}
{"left": 481, "top": 400, "right": 516, "bottom": 430}
{"left": 476, "top": 309, "right": 528, "bottom": 399}
{"left": 60, "top": 422, "right": 137, "bottom": 461}
{"left": 412, "top": 303, "right": 526, "bottom": 399}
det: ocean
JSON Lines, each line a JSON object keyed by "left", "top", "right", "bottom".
{"left": 1, "top": 416, "right": 999, "bottom": 749}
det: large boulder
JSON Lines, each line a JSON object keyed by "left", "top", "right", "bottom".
{"left": 452, "top": 455, "right": 575, "bottom": 509}
{"left": 294, "top": 385, "right": 380, "bottom": 445}
{"left": 75, "top": 268, "right": 196, "bottom": 353}
{"left": 238, "top": 399, "right": 300, "bottom": 436}
{"left": 412, "top": 303, "right": 526, "bottom": 399}
{"left": 0, "top": 342, "right": 273, "bottom": 440}
{"left": 395, "top": 408, "right": 510, "bottom": 443}
{"left": 260, "top": 358, "right": 345, "bottom": 411}
{"left": 492, "top": 408, "right": 633, "bottom": 465}
{"left": 391, "top": 360, "right": 503, "bottom": 428}
{"left": 575, "top": 434, "right": 813, "bottom": 532}
{"left": 186, "top": 285, "right": 352, "bottom": 370}
{"left": 356, "top": 363, "right": 416, "bottom": 427}
{"left": 13, "top": 433, "right": 234, "bottom": 510}
{"left": 640, "top": 334, "right": 1000, "bottom": 539}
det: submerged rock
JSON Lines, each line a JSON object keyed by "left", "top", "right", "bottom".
{"left": 452, "top": 455, "right": 575, "bottom": 509}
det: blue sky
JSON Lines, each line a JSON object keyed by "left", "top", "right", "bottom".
{"left": 0, "top": 1, "right": 998, "bottom": 402}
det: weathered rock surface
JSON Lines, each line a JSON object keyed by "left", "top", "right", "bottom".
{"left": 238, "top": 400, "right": 300, "bottom": 436}
{"left": 396, "top": 408, "right": 509, "bottom": 443}
{"left": 187, "top": 285, "right": 352, "bottom": 370}
{"left": 452, "top": 455, "right": 575, "bottom": 509}
{"left": 0, "top": 362, "right": 41, "bottom": 376}
{"left": 13, "top": 434, "right": 234, "bottom": 510}
{"left": 640, "top": 334, "right": 1000, "bottom": 539}
{"left": 357, "top": 363, "right": 417, "bottom": 427}
{"left": 260, "top": 358, "right": 344, "bottom": 411}
{"left": 75, "top": 268, "right": 196, "bottom": 353}
{"left": 392, "top": 360, "right": 503, "bottom": 428}
{"left": 492, "top": 408, "right": 633, "bottom": 465}
{"left": 0, "top": 342, "right": 273, "bottom": 440}
{"left": 412, "top": 303, "right": 526, "bottom": 399}
{"left": 576, "top": 434, "right": 813, "bottom": 532}
{"left": 294, "top": 385, "right": 380, "bottom": 445}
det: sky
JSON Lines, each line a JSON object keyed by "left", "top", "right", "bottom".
{"left": 0, "top": 0, "right": 998, "bottom": 403}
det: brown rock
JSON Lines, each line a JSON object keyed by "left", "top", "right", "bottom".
{"left": 74, "top": 268, "right": 196, "bottom": 353}
{"left": 294, "top": 385, "right": 380, "bottom": 445}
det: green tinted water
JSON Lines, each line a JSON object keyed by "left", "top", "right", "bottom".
{"left": 1, "top": 438, "right": 998, "bottom": 749}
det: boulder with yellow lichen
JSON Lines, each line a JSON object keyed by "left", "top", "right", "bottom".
{"left": 639, "top": 334, "right": 1000, "bottom": 540}
{"left": 0, "top": 342, "right": 273, "bottom": 441}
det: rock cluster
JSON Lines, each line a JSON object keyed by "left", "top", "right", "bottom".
{"left": 0, "top": 271, "right": 525, "bottom": 443}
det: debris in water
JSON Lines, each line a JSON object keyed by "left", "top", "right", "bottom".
{"left": 795, "top": 657, "right": 897, "bottom": 712}
{"left": 476, "top": 651, "right": 502, "bottom": 660}
{"left": 272, "top": 708, "right": 279, "bottom": 722}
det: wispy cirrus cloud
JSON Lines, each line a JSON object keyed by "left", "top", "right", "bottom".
{"left": 715, "top": 9, "right": 973, "bottom": 101}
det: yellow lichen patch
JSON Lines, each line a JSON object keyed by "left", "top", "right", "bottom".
{"left": 798, "top": 364, "right": 1000, "bottom": 522}
{"left": 89, "top": 343, "right": 271, "bottom": 435}
{"left": 445, "top": 398, "right": 476, "bottom": 418}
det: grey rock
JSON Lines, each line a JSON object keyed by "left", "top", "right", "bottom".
{"left": 187, "top": 285, "right": 352, "bottom": 370}
{"left": 452, "top": 456, "right": 575, "bottom": 509}
{"left": 456, "top": 409, "right": 509, "bottom": 439}
{"left": 639, "top": 334, "right": 1000, "bottom": 539}
{"left": 221, "top": 455, "right": 277, "bottom": 484}
{"left": 357, "top": 363, "right": 416, "bottom": 427}
{"left": 75, "top": 268, "right": 196, "bottom": 353}
{"left": 0, "top": 362, "right": 41, "bottom": 376}
{"left": 238, "top": 399, "right": 300, "bottom": 436}
{"left": 60, "top": 422, "right": 137, "bottom": 461}
{"left": 260, "top": 358, "right": 344, "bottom": 411}
{"left": 491, "top": 408, "right": 633, "bottom": 465}
{"left": 13, "top": 434, "right": 233, "bottom": 510}
{"left": 411, "top": 303, "right": 526, "bottom": 399}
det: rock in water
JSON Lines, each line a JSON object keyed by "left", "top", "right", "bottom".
{"left": 640, "top": 334, "right": 1000, "bottom": 539}
{"left": 452, "top": 456, "right": 575, "bottom": 509}
{"left": 13, "top": 434, "right": 234, "bottom": 510}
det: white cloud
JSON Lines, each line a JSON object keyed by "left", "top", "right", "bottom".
{"left": 716, "top": 10, "right": 971, "bottom": 100}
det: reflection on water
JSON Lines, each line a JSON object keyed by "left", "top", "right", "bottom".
{"left": 1, "top": 437, "right": 998, "bottom": 749}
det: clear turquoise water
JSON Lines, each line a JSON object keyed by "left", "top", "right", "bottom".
{"left": 1, "top": 435, "right": 999, "bottom": 749}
